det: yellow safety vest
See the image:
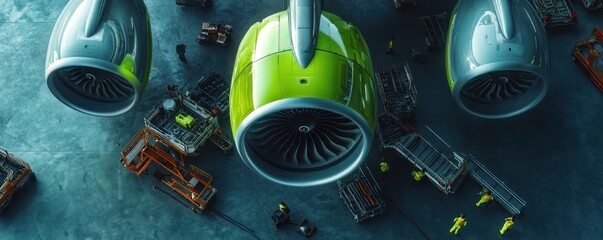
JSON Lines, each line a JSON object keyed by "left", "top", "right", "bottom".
{"left": 389, "top": 40, "right": 394, "bottom": 48}
{"left": 454, "top": 217, "right": 467, "bottom": 227}
{"left": 412, "top": 171, "right": 425, "bottom": 181}
{"left": 504, "top": 218, "right": 514, "bottom": 228}
{"left": 481, "top": 194, "right": 494, "bottom": 202}
{"left": 380, "top": 162, "right": 389, "bottom": 172}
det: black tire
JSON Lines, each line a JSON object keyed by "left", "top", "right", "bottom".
{"left": 571, "top": 53, "right": 577, "bottom": 63}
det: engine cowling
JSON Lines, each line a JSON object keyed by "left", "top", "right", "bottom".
{"left": 230, "top": 9, "right": 376, "bottom": 186}
{"left": 446, "top": 0, "right": 550, "bottom": 118}
{"left": 46, "top": 0, "right": 152, "bottom": 116}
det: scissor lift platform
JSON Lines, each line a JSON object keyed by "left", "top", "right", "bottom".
{"left": 338, "top": 166, "right": 386, "bottom": 222}
{"left": 120, "top": 128, "right": 217, "bottom": 212}
{"left": 146, "top": 87, "right": 232, "bottom": 155}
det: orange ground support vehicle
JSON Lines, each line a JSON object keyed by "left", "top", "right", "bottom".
{"left": 1, "top": 147, "right": 35, "bottom": 213}
{"left": 572, "top": 27, "right": 603, "bottom": 92}
{"left": 120, "top": 128, "right": 217, "bottom": 212}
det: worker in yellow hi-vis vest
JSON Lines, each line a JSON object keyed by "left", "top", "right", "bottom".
{"left": 500, "top": 216, "right": 515, "bottom": 235}
{"left": 449, "top": 214, "right": 467, "bottom": 235}
{"left": 411, "top": 170, "right": 425, "bottom": 185}
{"left": 379, "top": 157, "right": 389, "bottom": 173}
{"left": 476, "top": 191, "right": 494, "bottom": 207}
{"left": 385, "top": 37, "right": 394, "bottom": 54}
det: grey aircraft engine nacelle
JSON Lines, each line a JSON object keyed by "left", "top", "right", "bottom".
{"left": 446, "top": 0, "right": 550, "bottom": 119}
{"left": 45, "top": 0, "right": 152, "bottom": 116}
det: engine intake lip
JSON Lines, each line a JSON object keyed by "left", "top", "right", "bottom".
{"left": 235, "top": 98, "right": 373, "bottom": 187}
{"left": 46, "top": 57, "right": 142, "bottom": 117}
{"left": 454, "top": 62, "right": 548, "bottom": 119}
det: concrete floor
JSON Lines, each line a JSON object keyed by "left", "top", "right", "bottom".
{"left": 1, "top": 0, "right": 602, "bottom": 239}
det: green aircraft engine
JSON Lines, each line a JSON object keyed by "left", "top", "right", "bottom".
{"left": 230, "top": 7, "right": 376, "bottom": 186}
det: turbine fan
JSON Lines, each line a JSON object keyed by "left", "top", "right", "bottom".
{"left": 246, "top": 108, "right": 362, "bottom": 171}
{"left": 59, "top": 67, "right": 134, "bottom": 102}
{"left": 461, "top": 71, "right": 541, "bottom": 104}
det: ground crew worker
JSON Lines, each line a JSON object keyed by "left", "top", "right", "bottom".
{"left": 476, "top": 191, "right": 494, "bottom": 207}
{"left": 379, "top": 157, "right": 389, "bottom": 173}
{"left": 385, "top": 37, "right": 394, "bottom": 54}
{"left": 272, "top": 201, "right": 291, "bottom": 228}
{"left": 449, "top": 214, "right": 467, "bottom": 235}
{"left": 176, "top": 44, "right": 187, "bottom": 62}
{"left": 411, "top": 170, "right": 425, "bottom": 183}
{"left": 278, "top": 201, "right": 290, "bottom": 214}
{"left": 500, "top": 216, "right": 514, "bottom": 235}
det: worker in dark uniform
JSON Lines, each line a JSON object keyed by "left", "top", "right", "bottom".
{"left": 385, "top": 37, "right": 394, "bottom": 54}
{"left": 272, "top": 201, "right": 291, "bottom": 228}
{"left": 278, "top": 201, "right": 290, "bottom": 214}
{"left": 176, "top": 44, "right": 187, "bottom": 62}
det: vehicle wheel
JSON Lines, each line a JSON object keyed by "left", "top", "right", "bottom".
{"left": 571, "top": 54, "right": 576, "bottom": 63}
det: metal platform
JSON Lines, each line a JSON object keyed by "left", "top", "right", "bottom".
{"left": 377, "top": 113, "right": 412, "bottom": 146}
{"left": 417, "top": 12, "right": 447, "bottom": 50}
{"left": 337, "top": 166, "right": 386, "bottom": 222}
{"left": 375, "top": 63, "right": 418, "bottom": 120}
{"left": 145, "top": 94, "right": 218, "bottom": 155}
{"left": 533, "top": 0, "right": 578, "bottom": 27}
{"left": 189, "top": 73, "right": 230, "bottom": 118}
{"left": 380, "top": 123, "right": 467, "bottom": 194}
{"left": 581, "top": 0, "right": 603, "bottom": 9}
{"left": 466, "top": 155, "right": 526, "bottom": 216}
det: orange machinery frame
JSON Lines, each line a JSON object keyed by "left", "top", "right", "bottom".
{"left": 119, "top": 128, "right": 217, "bottom": 212}
{"left": 572, "top": 26, "right": 603, "bottom": 92}
{"left": 1, "top": 148, "right": 35, "bottom": 213}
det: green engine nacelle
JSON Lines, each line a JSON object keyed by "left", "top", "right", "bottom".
{"left": 230, "top": 10, "right": 376, "bottom": 187}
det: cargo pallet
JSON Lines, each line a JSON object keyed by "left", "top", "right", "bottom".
{"left": 338, "top": 166, "right": 386, "bottom": 222}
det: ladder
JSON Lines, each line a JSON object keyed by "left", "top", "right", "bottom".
{"left": 386, "top": 130, "right": 467, "bottom": 194}
{"left": 466, "top": 155, "right": 526, "bottom": 216}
